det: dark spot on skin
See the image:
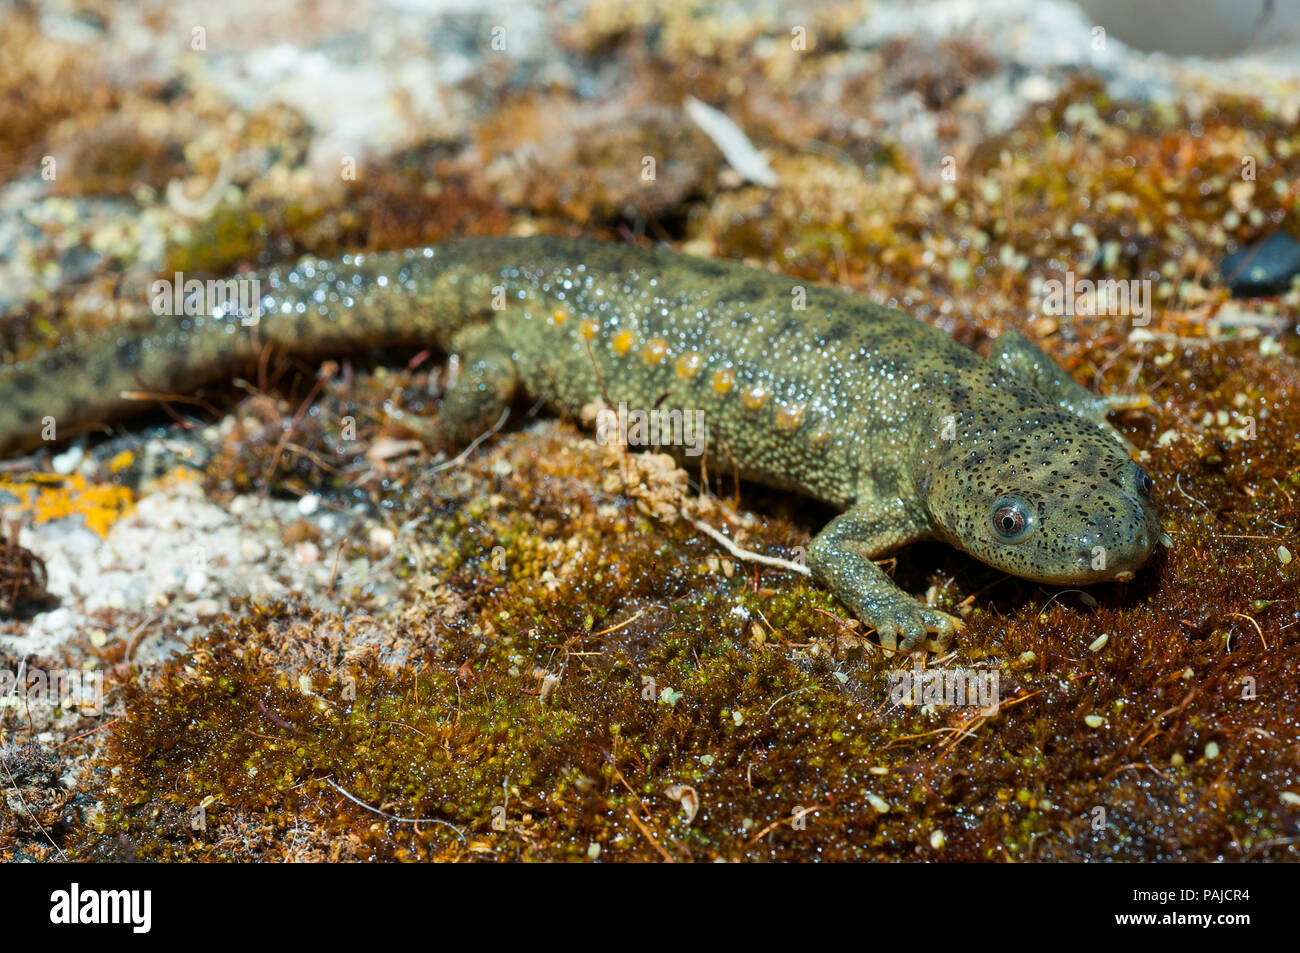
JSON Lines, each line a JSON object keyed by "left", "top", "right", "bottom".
{"left": 45, "top": 350, "right": 84, "bottom": 374}
{"left": 821, "top": 321, "right": 851, "bottom": 344}
{"left": 116, "top": 339, "right": 142, "bottom": 370}
{"left": 730, "top": 279, "right": 769, "bottom": 306}
{"left": 685, "top": 258, "right": 732, "bottom": 279}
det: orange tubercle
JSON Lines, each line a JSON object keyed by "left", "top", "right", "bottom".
{"left": 611, "top": 330, "right": 635, "bottom": 356}
{"left": 675, "top": 352, "right": 702, "bottom": 378}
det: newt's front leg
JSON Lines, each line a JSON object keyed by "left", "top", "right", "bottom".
{"left": 807, "top": 500, "right": 963, "bottom": 652}
{"left": 989, "top": 330, "right": 1148, "bottom": 451}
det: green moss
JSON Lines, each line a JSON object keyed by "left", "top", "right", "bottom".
{"left": 78, "top": 412, "right": 1300, "bottom": 860}
{"left": 14, "top": 11, "right": 1300, "bottom": 863}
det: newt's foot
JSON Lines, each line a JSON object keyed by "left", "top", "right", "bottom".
{"left": 871, "top": 605, "right": 964, "bottom": 653}
{"left": 807, "top": 505, "right": 966, "bottom": 656}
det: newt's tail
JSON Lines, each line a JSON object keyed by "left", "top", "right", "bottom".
{"left": 0, "top": 240, "right": 518, "bottom": 456}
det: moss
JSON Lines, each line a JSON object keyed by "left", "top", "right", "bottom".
{"left": 81, "top": 89, "right": 1300, "bottom": 850}
{"left": 79, "top": 411, "right": 1300, "bottom": 860}
{"left": 0, "top": 523, "right": 50, "bottom": 617}
{"left": 473, "top": 94, "right": 717, "bottom": 227}
{"left": 9, "top": 11, "right": 1300, "bottom": 862}
{"left": 0, "top": 7, "right": 117, "bottom": 185}
{"left": 48, "top": 114, "right": 186, "bottom": 199}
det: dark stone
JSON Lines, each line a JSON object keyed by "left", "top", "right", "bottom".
{"left": 1220, "top": 231, "right": 1300, "bottom": 297}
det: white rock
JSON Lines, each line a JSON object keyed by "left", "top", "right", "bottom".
{"left": 368, "top": 526, "right": 396, "bottom": 552}
{"left": 51, "top": 444, "right": 84, "bottom": 475}
{"left": 183, "top": 599, "right": 222, "bottom": 618}
{"left": 241, "top": 540, "right": 268, "bottom": 562}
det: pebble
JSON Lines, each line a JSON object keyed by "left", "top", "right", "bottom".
{"left": 241, "top": 540, "right": 268, "bottom": 562}
{"left": 368, "top": 526, "right": 396, "bottom": 552}
{"left": 183, "top": 599, "right": 222, "bottom": 618}
{"left": 1220, "top": 231, "right": 1300, "bottom": 297}
{"left": 51, "top": 444, "right": 84, "bottom": 475}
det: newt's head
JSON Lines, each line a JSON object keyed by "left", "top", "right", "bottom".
{"left": 923, "top": 408, "right": 1162, "bottom": 586}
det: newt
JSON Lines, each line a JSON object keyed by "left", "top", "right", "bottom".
{"left": 0, "top": 237, "right": 1163, "bottom": 650}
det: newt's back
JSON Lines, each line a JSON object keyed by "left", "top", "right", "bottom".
{"left": 483, "top": 237, "right": 977, "bottom": 505}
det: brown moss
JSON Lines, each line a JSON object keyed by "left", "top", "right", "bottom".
{"left": 878, "top": 36, "right": 1002, "bottom": 111}
{"left": 0, "top": 739, "right": 70, "bottom": 857}
{"left": 0, "top": 522, "right": 49, "bottom": 617}
{"left": 472, "top": 93, "right": 717, "bottom": 228}
{"left": 76, "top": 64, "right": 1300, "bottom": 853}
{"left": 48, "top": 113, "right": 186, "bottom": 198}
{"left": 76, "top": 411, "right": 1300, "bottom": 861}
{"left": 7, "top": 11, "right": 1300, "bottom": 863}
{"left": 0, "top": 7, "right": 117, "bottom": 185}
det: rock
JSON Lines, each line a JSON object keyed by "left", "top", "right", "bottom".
{"left": 182, "top": 598, "right": 222, "bottom": 618}
{"left": 1076, "top": 0, "right": 1294, "bottom": 57}
{"left": 1220, "top": 231, "right": 1300, "bottom": 297}
{"left": 50, "top": 444, "right": 83, "bottom": 475}
{"left": 240, "top": 540, "right": 268, "bottom": 563}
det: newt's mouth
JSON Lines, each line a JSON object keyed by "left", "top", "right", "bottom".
{"left": 1112, "top": 570, "right": 1135, "bottom": 582}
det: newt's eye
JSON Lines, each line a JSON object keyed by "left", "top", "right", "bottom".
{"left": 1133, "top": 465, "right": 1154, "bottom": 500}
{"left": 991, "top": 497, "right": 1034, "bottom": 542}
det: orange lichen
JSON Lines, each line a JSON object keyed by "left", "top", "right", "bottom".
{"left": 1, "top": 473, "right": 134, "bottom": 539}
